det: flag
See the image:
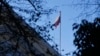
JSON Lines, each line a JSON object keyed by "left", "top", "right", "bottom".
{"left": 53, "top": 12, "right": 61, "bottom": 28}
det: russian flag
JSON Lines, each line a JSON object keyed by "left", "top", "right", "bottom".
{"left": 53, "top": 12, "right": 61, "bottom": 28}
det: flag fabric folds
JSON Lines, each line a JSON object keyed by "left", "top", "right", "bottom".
{"left": 53, "top": 13, "right": 61, "bottom": 28}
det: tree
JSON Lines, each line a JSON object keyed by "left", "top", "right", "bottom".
{"left": 0, "top": 0, "right": 59, "bottom": 56}
{"left": 0, "top": 0, "right": 54, "bottom": 41}
{"left": 73, "top": 18, "right": 100, "bottom": 56}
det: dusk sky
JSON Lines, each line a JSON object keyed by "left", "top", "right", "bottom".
{"left": 47, "top": 0, "right": 80, "bottom": 55}
{"left": 9, "top": 0, "right": 97, "bottom": 56}
{"left": 46, "top": 0, "right": 96, "bottom": 56}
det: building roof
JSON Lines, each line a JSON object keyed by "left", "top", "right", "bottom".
{"left": 0, "top": 1, "right": 60, "bottom": 56}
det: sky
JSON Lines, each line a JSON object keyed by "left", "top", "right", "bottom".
{"left": 45, "top": 0, "right": 97, "bottom": 56}
{"left": 8, "top": 0, "right": 97, "bottom": 56}
{"left": 46, "top": 0, "right": 80, "bottom": 55}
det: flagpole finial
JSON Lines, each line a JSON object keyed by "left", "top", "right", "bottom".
{"left": 59, "top": 11, "right": 61, "bottom": 14}
{"left": 59, "top": 10, "right": 61, "bottom": 12}
{"left": 59, "top": 11, "right": 61, "bottom": 17}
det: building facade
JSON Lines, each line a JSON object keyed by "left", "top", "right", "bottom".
{"left": 0, "top": 1, "right": 60, "bottom": 56}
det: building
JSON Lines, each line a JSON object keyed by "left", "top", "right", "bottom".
{"left": 0, "top": 1, "right": 60, "bottom": 56}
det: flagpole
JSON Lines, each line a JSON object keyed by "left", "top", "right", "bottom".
{"left": 59, "top": 11, "right": 61, "bottom": 55}
{"left": 53, "top": 11, "right": 62, "bottom": 55}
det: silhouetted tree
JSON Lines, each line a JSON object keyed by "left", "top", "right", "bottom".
{"left": 0, "top": 0, "right": 54, "bottom": 41}
{"left": 73, "top": 18, "right": 100, "bottom": 56}
{"left": 0, "top": 0, "right": 59, "bottom": 56}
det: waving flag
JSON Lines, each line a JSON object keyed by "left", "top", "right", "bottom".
{"left": 53, "top": 12, "right": 61, "bottom": 28}
{"left": 53, "top": 11, "right": 62, "bottom": 54}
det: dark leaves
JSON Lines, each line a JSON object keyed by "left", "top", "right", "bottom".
{"left": 73, "top": 18, "right": 100, "bottom": 56}
{"left": 73, "top": 23, "right": 79, "bottom": 30}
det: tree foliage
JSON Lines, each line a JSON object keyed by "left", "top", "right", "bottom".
{"left": 73, "top": 18, "right": 100, "bottom": 56}
{"left": 0, "top": 0, "right": 54, "bottom": 40}
{"left": 0, "top": 0, "right": 59, "bottom": 56}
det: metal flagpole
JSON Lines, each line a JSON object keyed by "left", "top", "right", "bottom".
{"left": 59, "top": 11, "right": 61, "bottom": 55}
{"left": 53, "top": 11, "right": 62, "bottom": 55}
